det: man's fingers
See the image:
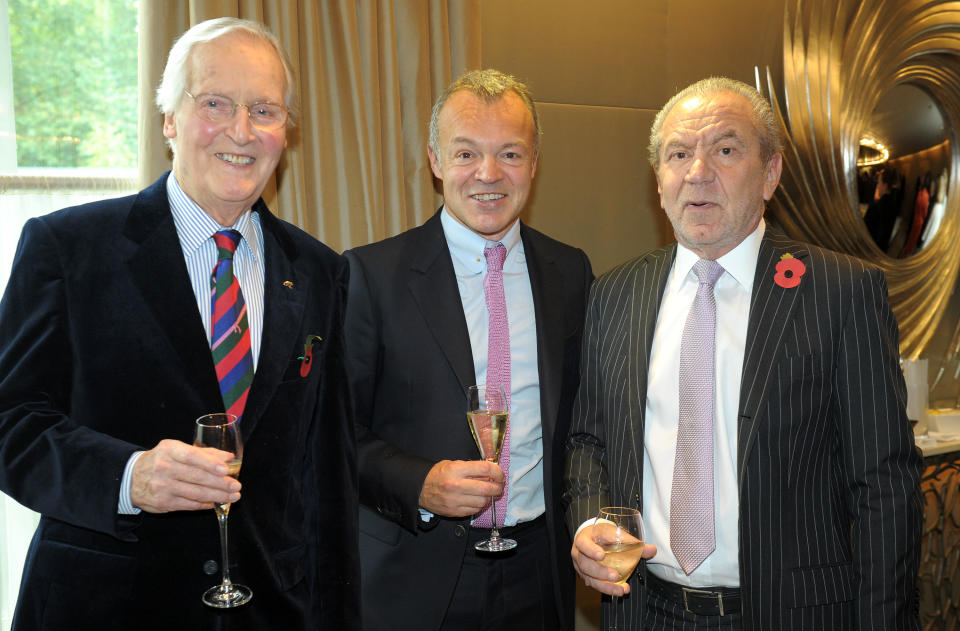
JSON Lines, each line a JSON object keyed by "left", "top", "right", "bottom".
{"left": 166, "top": 440, "right": 233, "bottom": 475}
{"left": 419, "top": 460, "right": 506, "bottom": 517}
{"left": 571, "top": 530, "right": 634, "bottom": 595}
{"left": 131, "top": 440, "right": 243, "bottom": 513}
{"left": 456, "top": 459, "right": 505, "bottom": 483}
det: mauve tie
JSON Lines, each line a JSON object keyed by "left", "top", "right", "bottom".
{"left": 670, "top": 258, "right": 724, "bottom": 575}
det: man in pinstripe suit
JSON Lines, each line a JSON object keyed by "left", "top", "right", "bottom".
{"left": 565, "top": 77, "right": 923, "bottom": 630}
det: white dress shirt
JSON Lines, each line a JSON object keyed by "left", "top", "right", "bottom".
{"left": 643, "top": 219, "right": 765, "bottom": 587}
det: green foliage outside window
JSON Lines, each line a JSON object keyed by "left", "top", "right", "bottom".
{"left": 9, "top": 0, "right": 138, "bottom": 168}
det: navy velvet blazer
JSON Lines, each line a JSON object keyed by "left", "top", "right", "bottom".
{"left": 0, "top": 174, "right": 359, "bottom": 630}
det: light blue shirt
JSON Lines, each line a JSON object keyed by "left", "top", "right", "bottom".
{"left": 117, "top": 173, "right": 267, "bottom": 514}
{"left": 441, "top": 209, "right": 543, "bottom": 527}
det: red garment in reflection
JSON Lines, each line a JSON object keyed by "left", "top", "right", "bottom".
{"left": 900, "top": 186, "right": 929, "bottom": 256}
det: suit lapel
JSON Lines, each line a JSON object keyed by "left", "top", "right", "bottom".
{"left": 631, "top": 246, "right": 675, "bottom": 491}
{"left": 123, "top": 176, "right": 223, "bottom": 414}
{"left": 736, "top": 230, "right": 809, "bottom": 486}
{"left": 240, "top": 203, "right": 306, "bottom": 440}
{"left": 522, "top": 228, "right": 563, "bottom": 446}
{"left": 407, "top": 213, "right": 476, "bottom": 393}
{"left": 124, "top": 181, "right": 305, "bottom": 440}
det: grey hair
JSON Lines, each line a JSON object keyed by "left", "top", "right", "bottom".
{"left": 155, "top": 17, "right": 298, "bottom": 136}
{"left": 647, "top": 76, "right": 783, "bottom": 167}
{"left": 428, "top": 69, "right": 541, "bottom": 165}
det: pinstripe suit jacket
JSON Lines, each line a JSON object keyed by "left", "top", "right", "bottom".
{"left": 564, "top": 228, "right": 923, "bottom": 630}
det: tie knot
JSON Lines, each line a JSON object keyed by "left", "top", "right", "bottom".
{"left": 213, "top": 230, "right": 242, "bottom": 260}
{"left": 693, "top": 258, "right": 724, "bottom": 288}
{"left": 484, "top": 243, "right": 506, "bottom": 272}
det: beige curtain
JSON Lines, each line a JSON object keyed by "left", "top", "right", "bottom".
{"left": 138, "top": 0, "right": 481, "bottom": 252}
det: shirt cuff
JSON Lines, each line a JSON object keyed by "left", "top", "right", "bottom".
{"left": 118, "top": 451, "right": 145, "bottom": 515}
{"left": 575, "top": 517, "right": 613, "bottom": 539}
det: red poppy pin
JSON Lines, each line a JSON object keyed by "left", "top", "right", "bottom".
{"left": 773, "top": 253, "right": 806, "bottom": 289}
{"left": 299, "top": 335, "right": 323, "bottom": 377}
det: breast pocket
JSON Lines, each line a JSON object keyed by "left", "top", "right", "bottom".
{"left": 771, "top": 353, "right": 833, "bottom": 422}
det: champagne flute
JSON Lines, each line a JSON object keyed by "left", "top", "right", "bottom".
{"left": 466, "top": 384, "right": 516, "bottom": 552}
{"left": 593, "top": 506, "right": 645, "bottom": 631}
{"left": 194, "top": 413, "right": 252, "bottom": 608}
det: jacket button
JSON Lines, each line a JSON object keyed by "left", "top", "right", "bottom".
{"left": 203, "top": 559, "right": 219, "bottom": 575}
{"left": 454, "top": 524, "right": 466, "bottom": 537}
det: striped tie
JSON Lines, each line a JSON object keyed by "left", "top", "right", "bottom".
{"left": 211, "top": 230, "right": 254, "bottom": 421}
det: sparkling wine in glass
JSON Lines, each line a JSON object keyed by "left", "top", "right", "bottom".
{"left": 466, "top": 384, "right": 516, "bottom": 552}
{"left": 593, "top": 506, "right": 645, "bottom": 631}
{"left": 195, "top": 413, "right": 252, "bottom": 608}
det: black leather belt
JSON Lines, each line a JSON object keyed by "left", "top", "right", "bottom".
{"left": 645, "top": 572, "right": 741, "bottom": 616}
{"left": 496, "top": 513, "right": 545, "bottom": 537}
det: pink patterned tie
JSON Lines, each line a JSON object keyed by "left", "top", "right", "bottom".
{"left": 670, "top": 258, "right": 724, "bottom": 575}
{"left": 474, "top": 243, "right": 510, "bottom": 529}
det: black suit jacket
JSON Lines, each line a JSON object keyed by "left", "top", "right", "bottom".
{"left": 565, "top": 228, "right": 923, "bottom": 630}
{"left": 344, "top": 210, "right": 592, "bottom": 631}
{"left": 0, "top": 173, "right": 359, "bottom": 630}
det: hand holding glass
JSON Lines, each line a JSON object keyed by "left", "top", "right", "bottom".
{"left": 194, "top": 413, "right": 252, "bottom": 608}
{"left": 466, "top": 384, "right": 516, "bottom": 552}
{"left": 593, "top": 507, "right": 645, "bottom": 630}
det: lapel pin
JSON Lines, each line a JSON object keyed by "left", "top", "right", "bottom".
{"left": 774, "top": 253, "right": 806, "bottom": 289}
{"left": 298, "top": 334, "right": 323, "bottom": 377}
{"left": 283, "top": 280, "right": 294, "bottom": 289}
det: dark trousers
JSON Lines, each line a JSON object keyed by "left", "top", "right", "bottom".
{"left": 440, "top": 517, "right": 560, "bottom": 631}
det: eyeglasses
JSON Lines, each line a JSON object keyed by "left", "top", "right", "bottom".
{"left": 183, "top": 90, "right": 288, "bottom": 131}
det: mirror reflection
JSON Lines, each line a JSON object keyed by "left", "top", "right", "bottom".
{"left": 857, "top": 83, "right": 950, "bottom": 256}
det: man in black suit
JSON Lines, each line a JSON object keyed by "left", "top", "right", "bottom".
{"left": 566, "top": 77, "right": 923, "bottom": 629}
{"left": 0, "top": 18, "right": 358, "bottom": 630}
{"left": 345, "top": 69, "right": 592, "bottom": 630}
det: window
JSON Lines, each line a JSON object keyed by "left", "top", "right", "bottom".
{"left": 0, "top": 2, "right": 139, "bottom": 628}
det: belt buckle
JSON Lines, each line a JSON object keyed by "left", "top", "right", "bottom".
{"left": 681, "top": 587, "right": 725, "bottom": 616}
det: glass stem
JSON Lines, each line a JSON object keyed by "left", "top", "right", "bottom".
{"left": 610, "top": 594, "right": 619, "bottom": 631}
{"left": 216, "top": 510, "right": 234, "bottom": 591}
{"left": 490, "top": 497, "right": 500, "bottom": 539}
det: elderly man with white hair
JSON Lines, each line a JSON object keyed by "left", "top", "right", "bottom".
{"left": 0, "top": 17, "right": 358, "bottom": 630}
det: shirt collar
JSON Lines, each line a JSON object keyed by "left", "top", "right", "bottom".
{"left": 166, "top": 173, "right": 261, "bottom": 263}
{"left": 674, "top": 218, "right": 765, "bottom": 291}
{"left": 440, "top": 207, "right": 523, "bottom": 274}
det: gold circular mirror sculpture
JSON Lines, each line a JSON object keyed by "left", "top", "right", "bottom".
{"left": 860, "top": 84, "right": 948, "bottom": 257}
{"left": 760, "top": 0, "right": 960, "bottom": 358}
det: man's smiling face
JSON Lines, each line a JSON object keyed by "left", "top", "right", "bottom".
{"left": 428, "top": 90, "right": 538, "bottom": 242}
{"left": 163, "top": 31, "right": 288, "bottom": 226}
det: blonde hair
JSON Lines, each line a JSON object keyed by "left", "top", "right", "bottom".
{"left": 429, "top": 69, "right": 541, "bottom": 164}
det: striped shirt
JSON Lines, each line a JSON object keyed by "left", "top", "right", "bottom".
{"left": 166, "top": 174, "right": 266, "bottom": 368}
{"left": 117, "top": 173, "right": 267, "bottom": 514}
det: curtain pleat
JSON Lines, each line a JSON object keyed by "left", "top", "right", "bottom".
{"left": 138, "top": 0, "right": 480, "bottom": 252}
